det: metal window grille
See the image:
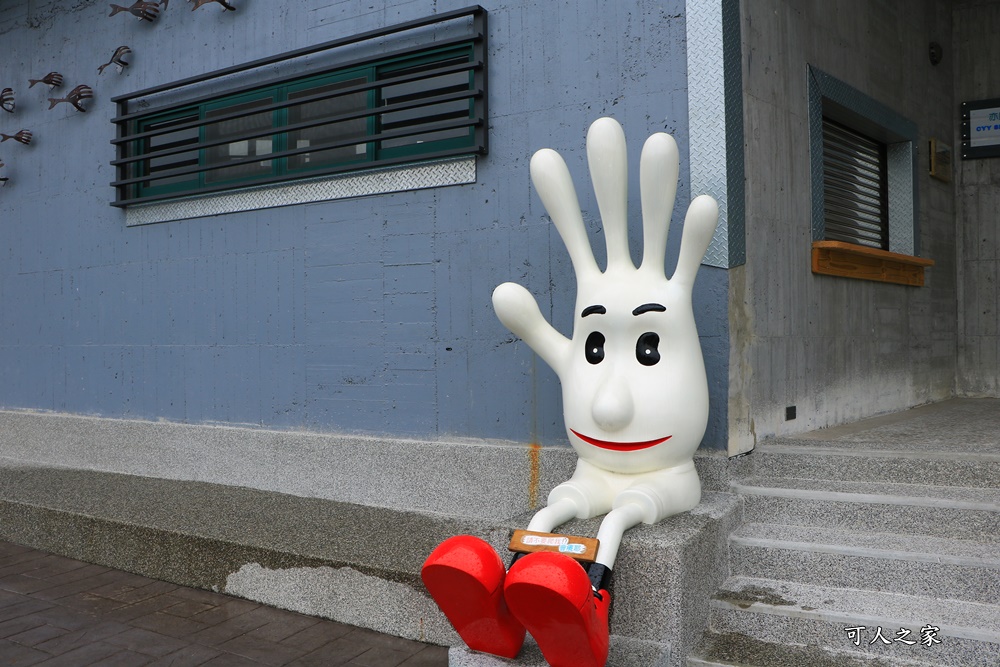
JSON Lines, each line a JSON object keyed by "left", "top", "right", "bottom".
{"left": 110, "top": 6, "right": 488, "bottom": 207}
{"left": 822, "top": 117, "right": 888, "bottom": 249}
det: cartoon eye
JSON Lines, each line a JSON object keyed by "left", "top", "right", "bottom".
{"left": 636, "top": 332, "right": 660, "bottom": 366}
{"left": 585, "top": 331, "right": 605, "bottom": 364}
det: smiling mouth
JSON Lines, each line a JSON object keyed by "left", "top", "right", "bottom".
{"left": 570, "top": 430, "right": 672, "bottom": 451}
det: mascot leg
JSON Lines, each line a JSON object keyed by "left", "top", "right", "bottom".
{"left": 420, "top": 497, "right": 579, "bottom": 659}
{"left": 421, "top": 535, "right": 525, "bottom": 658}
{"left": 503, "top": 503, "right": 644, "bottom": 667}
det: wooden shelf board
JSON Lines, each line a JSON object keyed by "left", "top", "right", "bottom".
{"left": 811, "top": 241, "right": 934, "bottom": 287}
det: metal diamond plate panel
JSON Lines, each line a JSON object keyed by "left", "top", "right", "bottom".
{"left": 722, "top": 0, "right": 745, "bottom": 267}
{"left": 126, "top": 157, "right": 477, "bottom": 226}
{"left": 686, "top": 0, "right": 744, "bottom": 268}
{"left": 808, "top": 71, "right": 826, "bottom": 242}
{"left": 887, "top": 143, "right": 915, "bottom": 256}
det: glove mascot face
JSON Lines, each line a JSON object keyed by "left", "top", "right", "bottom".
{"left": 493, "top": 118, "right": 716, "bottom": 477}
{"left": 422, "top": 117, "right": 718, "bottom": 667}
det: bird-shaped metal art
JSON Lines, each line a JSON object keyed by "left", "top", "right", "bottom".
{"left": 28, "top": 72, "right": 63, "bottom": 89}
{"left": 0, "top": 160, "right": 7, "bottom": 186}
{"left": 190, "top": 0, "right": 235, "bottom": 11}
{"left": 98, "top": 46, "right": 133, "bottom": 75}
{"left": 109, "top": 1, "right": 160, "bottom": 21}
{"left": 48, "top": 85, "right": 93, "bottom": 112}
{"left": 1, "top": 89, "right": 13, "bottom": 113}
{"left": 0, "top": 130, "right": 32, "bottom": 145}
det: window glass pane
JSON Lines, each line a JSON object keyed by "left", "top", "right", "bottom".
{"left": 140, "top": 113, "right": 199, "bottom": 191}
{"left": 204, "top": 96, "right": 275, "bottom": 183}
{"left": 378, "top": 54, "right": 473, "bottom": 152}
{"left": 286, "top": 76, "right": 369, "bottom": 170}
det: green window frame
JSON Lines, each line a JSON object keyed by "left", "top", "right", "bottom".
{"left": 284, "top": 68, "right": 376, "bottom": 174}
{"left": 134, "top": 107, "right": 201, "bottom": 199}
{"left": 202, "top": 89, "right": 280, "bottom": 188}
{"left": 114, "top": 34, "right": 485, "bottom": 206}
{"left": 376, "top": 45, "right": 477, "bottom": 160}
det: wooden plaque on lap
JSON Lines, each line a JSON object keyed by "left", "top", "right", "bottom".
{"left": 508, "top": 529, "right": 600, "bottom": 562}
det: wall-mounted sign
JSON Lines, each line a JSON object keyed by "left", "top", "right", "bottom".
{"left": 961, "top": 98, "right": 1000, "bottom": 159}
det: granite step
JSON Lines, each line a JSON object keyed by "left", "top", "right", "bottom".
{"left": 691, "top": 402, "right": 1000, "bottom": 667}
{"left": 688, "top": 630, "right": 937, "bottom": 667}
{"left": 0, "top": 460, "right": 741, "bottom": 667}
{"left": 729, "top": 522, "right": 1000, "bottom": 604}
{"left": 700, "top": 576, "right": 1000, "bottom": 667}
{"left": 449, "top": 634, "right": 677, "bottom": 667}
{"left": 734, "top": 476, "right": 1000, "bottom": 541}
{"left": 753, "top": 442, "right": 1000, "bottom": 488}
{"left": 0, "top": 461, "right": 482, "bottom": 647}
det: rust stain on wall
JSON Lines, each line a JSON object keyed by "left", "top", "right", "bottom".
{"left": 527, "top": 442, "right": 541, "bottom": 510}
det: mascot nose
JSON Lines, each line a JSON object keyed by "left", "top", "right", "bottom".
{"left": 591, "top": 374, "right": 635, "bottom": 432}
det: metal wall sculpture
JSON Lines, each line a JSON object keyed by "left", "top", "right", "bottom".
{"left": 48, "top": 85, "right": 93, "bottom": 112}
{"left": 1, "top": 130, "right": 32, "bottom": 145}
{"left": 28, "top": 72, "right": 63, "bottom": 88}
{"left": 190, "top": 0, "right": 235, "bottom": 10}
{"left": 98, "top": 46, "right": 133, "bottom": 74}
{"left": 6, "top": 0, "right": 246, "bottom": 197}
{"left": 109, "top": 1, "right": 161, "bottom": 21}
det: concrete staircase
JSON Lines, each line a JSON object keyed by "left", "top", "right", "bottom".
{"left": 689, "top": 436, "right": 1000, "bottom": 667}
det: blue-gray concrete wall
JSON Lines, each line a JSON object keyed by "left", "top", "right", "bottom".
{"left": 0, "top": 0, "right": 728, "bottom": 448}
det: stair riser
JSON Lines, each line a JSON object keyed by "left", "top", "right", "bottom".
{"left": 709, "top": 604, "right": 999, "bottom": 667}
{"left": 741, "top": 495, "right": 999, "bottom": 542}
{"left": 753, "top": 452, "right": 1000, "bottom": 488}
{"left": 0, "top": 500, "right": 459, "bottom": 645}
{"left": 450, "top": 636, "right": 672, "bottom": 667}
{"left": 730, "top": 544, "right": 1000, "bottom": 605}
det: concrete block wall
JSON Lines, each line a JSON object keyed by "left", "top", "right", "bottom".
{"left": 730, "top": 0, "right": 960, "bottom": 450}
{"left": 955, "top": 1, "right": 1000, "bottom": 396}
{"left": 0, "top": 0, "right": 730, "bottom": 450}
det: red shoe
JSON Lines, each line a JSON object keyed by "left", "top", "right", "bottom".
{"left": 421, "top": 535, "right": 525, "bottom": 658}
{"left": 503, "top": 552, "right": 610, "bottom": 667}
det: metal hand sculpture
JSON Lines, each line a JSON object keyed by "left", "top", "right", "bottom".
{"left": 109, "top": 1, "right": 160, "bottom": 21}
{"left": 98, "top": 46, "right": 133, "bottom": 74}
{"left": 48, "top": 85, "right": 93, "bottom": 112}
{"left": 0, "top": 89, "right": 13, "bottom": 113}
{"left": 422, "top": 118, "right": 718, "bottom": 667}
{"left": 1, "top": 130, "right": 32, "bottom": 145}
{"left": 28, "top": 72, "right": 63, "bottom": 89}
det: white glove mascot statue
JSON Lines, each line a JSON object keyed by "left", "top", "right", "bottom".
{"left": 422, "top": 117, "right": 719, "bottom": 667}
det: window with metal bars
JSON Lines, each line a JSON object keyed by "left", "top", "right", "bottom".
{"left": 809, "top": 66, "right": 920, "bottom": 261}
{"left": 110, "top": 7, "right": 488, "bottom": 208}
{"left": 822, "top": 117, "right": 889, "bottom": 250}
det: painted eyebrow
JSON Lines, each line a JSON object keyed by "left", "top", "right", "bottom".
{"left": 632, "top": 303, "right": 666, "bottom": 316}
{"left": 581, "top": 305, "right": 607, "bottom": 317}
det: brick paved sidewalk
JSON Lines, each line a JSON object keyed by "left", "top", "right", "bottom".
{"left": 0, "top": 541, "right": 448, "bottom": 666}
